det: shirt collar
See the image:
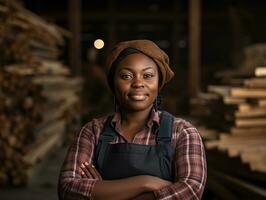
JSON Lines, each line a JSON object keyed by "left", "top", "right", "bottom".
{"left": 110, "top": 110, "right": 121, "bottom": 128}
{"left": 110, "top": 107, "right": 160, "bottom": 132}
{"left": 146, "top": 108, "right": 160, "bottom": 129}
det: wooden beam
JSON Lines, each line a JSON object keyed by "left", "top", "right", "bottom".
{"left": 206, "top": 177, "right": 238, "bottom": 200}
{"left": 34, "top": 10, "right": 174, "bottom": 21}
{"left": 228, "top": 1, "right": 244, "bottom": 67}
{"left": 33, "top": 10, "right": 241, "bottom": 22}
{"left": 188, "top": 0, "right": 201, "bottom": 97}
{"left": 209, "top": 168, "right": 266, "bottom": 199}
{"left": 107, "top": 0, "right": 116, "bottom": 50}
{"left": 171, "top": 1, "right": 180, "bottom": 114}
{"left": 68, "top": 0, "right": 81, "bottom": 75}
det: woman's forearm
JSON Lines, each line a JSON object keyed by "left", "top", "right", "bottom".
{"left": 92, "top": 175, "right": 172, "bottom": 200}
{"left": 91, "top": 176, "right": 149, "bottom": 200}
{"left": 81, "top": 163, "right": 171, "bottom": 200}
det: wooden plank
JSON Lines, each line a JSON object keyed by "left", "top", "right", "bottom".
{"left": 229, "top": 144, "right": 266, "bottom": 157}
{"left": 219, "top": 134, "right": 266, "bottom": 142}
{"left": 245, "top": 78, "right": 266, "bottom": 88}
{"left": 241, "top": 151, "right": 266, "bottom": 163}
{"left": 224, "top": 96, "right": 246, "bottom": 105}
{"left": 5, "top": 61, "right": 70, "bottom": 76}
{"left": 235, "top": 118, "right": 266, "bottom": 127}
{"left": 250, "top": 161, "right": 266, "bottom": 173}
{"left": 255, "top": 67, "right": 266, "bottom": 77}
{"left": 205, "top": 140, "right": 219, "bottom": 150}
{"left": 218, "top": 139, "right": 266, "bottom": 152}
{"left": 235, "top": 109, "right": 266, "bottom": 118}
{"left": 238, "top": 103, "right": 252, "bottom": 112}
{"left": 208, "top": 85, "right": 231, "bottom": 96}
{"left": 33, "top": 76, "right": 82, "bottom": 91}
{"left": 231, "top": 88, "right": 266, "bottom": 98}
{"left": 230, "top": 127, "right": 266, "bottom": 136}
{"left": 258, "top": 99, "right": 266, "bottom": 107}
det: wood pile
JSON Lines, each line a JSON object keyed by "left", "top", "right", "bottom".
{"left": 191, "top": 66, "right": 266, "bottom": 198}
{"left": 0, "top": 0, "right": 82, "bottom": 186}
{"left": 202, "top": 66, "right": 266, "bottom": 173}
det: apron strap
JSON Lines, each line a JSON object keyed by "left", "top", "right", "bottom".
{"left": 99, "top": 115, "right": 116, "bottom": 143}
{"left": 156, "top": 111, "right": 173, "bottom": 145}
{"left": 94, "top": 115, "right": 115, "bottom": 167}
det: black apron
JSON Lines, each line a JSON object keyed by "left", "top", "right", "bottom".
{"left": 94, "top": 111, "right": 175, "bottom": 181}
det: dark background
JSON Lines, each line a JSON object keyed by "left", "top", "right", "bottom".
{"left": 22, "top": 0, "right": 266, "bottom": 116}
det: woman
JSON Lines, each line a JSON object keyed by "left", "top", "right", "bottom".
{"left": 58, "top": 40, "right": 207, "bottom": 200}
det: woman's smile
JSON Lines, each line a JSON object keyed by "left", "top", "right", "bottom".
{"left": 128, "top": 92, "right": 149, "bottom": 101}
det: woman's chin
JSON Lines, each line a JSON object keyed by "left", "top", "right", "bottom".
{"left": 123, "top": 102, "right": 153, "bottom": 112}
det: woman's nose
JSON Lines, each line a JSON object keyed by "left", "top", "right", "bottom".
{"left": 132, "top": 77, "right": 144, "bottom": 88}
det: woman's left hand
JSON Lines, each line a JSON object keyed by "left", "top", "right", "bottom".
{"left": 80, "top": 162, "right": 102, "bottom": 180}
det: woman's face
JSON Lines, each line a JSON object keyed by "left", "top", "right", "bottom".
{"left": 114, "top": 53, "right": 159, "bottom": 112}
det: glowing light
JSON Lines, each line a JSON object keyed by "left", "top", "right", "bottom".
{"left": 94, "top": 39, "right": 104, "bottom": 49}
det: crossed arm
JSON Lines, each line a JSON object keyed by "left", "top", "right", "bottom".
{"left": 58, "top": 123, "right": 172, "bottom": 200}
{"left": 58, "top": 122, "right": 207, "bottom": 200}
{"left": 80, "top": 162, "right": 171, "bottom": 200}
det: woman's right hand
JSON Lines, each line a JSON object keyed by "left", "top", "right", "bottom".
{"left": 142, "top": 175, "right": 172, "bottom": 191}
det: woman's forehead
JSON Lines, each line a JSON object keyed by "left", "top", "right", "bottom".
{"left": 116, "top": 53, "right": 158, "bottom": 71}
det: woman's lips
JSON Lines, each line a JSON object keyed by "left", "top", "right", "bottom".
{"left": 128, "top": 93, "right": 148, "bottom": 101}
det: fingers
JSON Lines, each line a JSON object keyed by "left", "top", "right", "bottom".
{"left": 85, "top": 162, "right": 99, "bottom": 179}
{"left": 81, "top": 163, "right": 91, "bottom": 178}
{"left": 89, "top": 163, "right": 102, "bottom": 180}
{"left": 80, "top": 162, "right": 102, "bottom": 180}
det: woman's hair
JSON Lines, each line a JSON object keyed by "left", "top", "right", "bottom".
{"left": 107, "top": 47, "right": 162, "bottom": 92}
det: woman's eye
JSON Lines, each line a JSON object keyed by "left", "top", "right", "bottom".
{"left": 144, "top": 73, "right": 154, "bottom": 79}
{"left": 121, "top": 74, "right": 132, "bottom": 80}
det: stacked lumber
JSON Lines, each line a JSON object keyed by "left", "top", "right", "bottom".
{"left": 193, "top": 66, "right": 266, "bottom": 173}
{"left": 191, "top": 66, "right": 266, "bottom": 198}
{"left": 221, "top": 68, "right": 266, "bottom": 173}
{"left": 0, "top": 0, "right": 82, "bottom": 186}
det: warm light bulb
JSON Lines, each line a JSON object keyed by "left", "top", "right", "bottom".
{"left": 94, "top": 39, "right": 104, "bottom": 49}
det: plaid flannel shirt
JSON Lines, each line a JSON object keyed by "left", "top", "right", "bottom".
{"left": 58, "top": 109, "right": 207, "bottom": 200}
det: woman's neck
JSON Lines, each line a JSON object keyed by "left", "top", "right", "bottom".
{"left": 120, "top": 107, "right": 152, "bottom": 126}
{"left": 119, "top": 106, "right": 153, "bottom": 141}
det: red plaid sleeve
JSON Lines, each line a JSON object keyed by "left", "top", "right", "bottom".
{"left": 58, "top": 120, "right": 103, "bottom": 200}
{"left": 154, "top": 119, "right": 207, "bottom": 200}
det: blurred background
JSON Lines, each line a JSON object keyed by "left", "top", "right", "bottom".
{"left": 0, "top": 0, "right": 266, "bottom": 199}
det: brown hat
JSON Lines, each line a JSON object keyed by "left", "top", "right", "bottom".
{"left": 106, "top": 39, "right": 174, "bottom": 90}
